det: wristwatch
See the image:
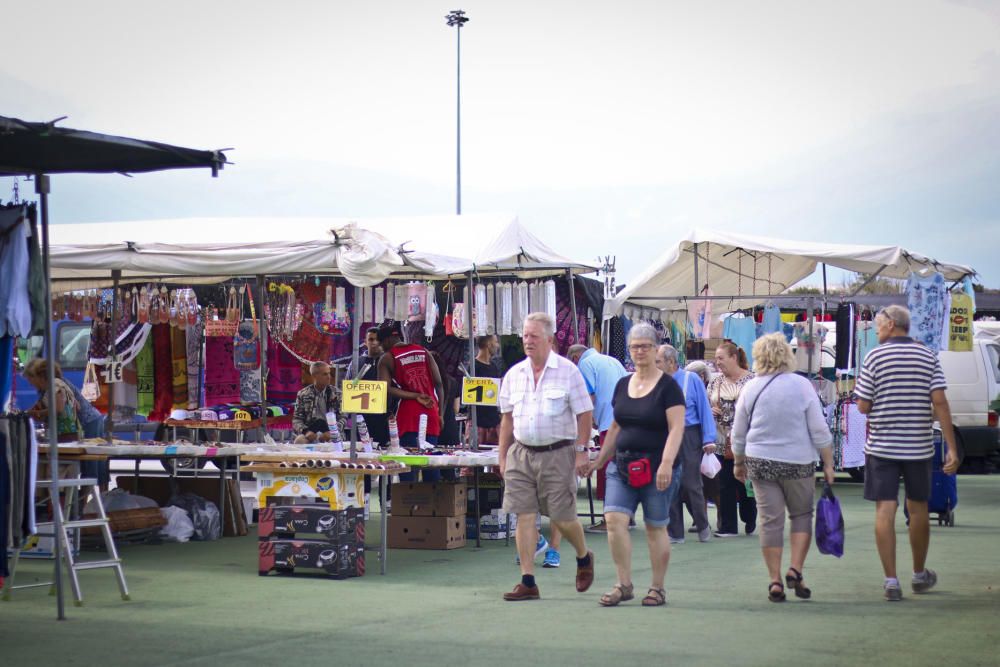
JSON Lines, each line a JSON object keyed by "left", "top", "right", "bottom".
{"left": 575, "top": 445, "right": 587, "bottom": 452}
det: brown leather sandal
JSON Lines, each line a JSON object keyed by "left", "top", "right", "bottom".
{"left": 641, "top": 587, "right": 666, "bottom": 606}
{"left": 599, "top": 582, "right": 634, "bottom": 607}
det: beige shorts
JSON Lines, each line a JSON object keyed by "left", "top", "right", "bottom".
{"left": 502, "top": 441, "right": 578, "bottom": 522}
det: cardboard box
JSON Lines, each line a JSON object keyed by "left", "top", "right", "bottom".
{"left": 467, "top": 484, "right": 503, "bottom": 517}
{"left": 388, "top": 515, "right": 467, "bottom": 549}
{"left": 258, "top": 539, "right": 365, "bottom": 578}
{"left": 391, "top": 482, "right": 467, "bottom": 517}
{"left": 255, "top": 471, "right": 364, "bottom": 510}
{"left": 258, "top": 505, "right": 364, "bottom": 544}
{"left": 466, "top": 511, "right": 511, "bottom": 540}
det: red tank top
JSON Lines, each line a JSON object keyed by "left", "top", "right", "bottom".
{"left": 390, "top": 343, "right": 440, "bottom": 436}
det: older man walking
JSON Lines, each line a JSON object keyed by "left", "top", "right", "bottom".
{"left": 855, "top": 305, "right": 959, "bottom": 602}
{"left": 656, "top": 344, "right": 717, "bottom": 544}
{"left": 499, "top": 313, "right": 596, "bottom": 601}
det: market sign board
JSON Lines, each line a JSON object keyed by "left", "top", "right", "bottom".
{"left": 461, "top": 377, "right": 500, "bottom": 406}
{"left": 341, "top": 380, "right": 388, "bottom": 414}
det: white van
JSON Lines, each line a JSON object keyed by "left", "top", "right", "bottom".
{"left": 939, "top": 337, "right": 1000, "bottom": 468}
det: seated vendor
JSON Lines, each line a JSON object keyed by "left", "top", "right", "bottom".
{"left": 23, "top": 358, "right": 83, "bottom": 443}
{"left": 292, "top": 361, "right": 337, "bottom": 445}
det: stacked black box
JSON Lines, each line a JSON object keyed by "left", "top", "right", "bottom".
{"left": 258, "top": 505, "right": 365, "bottom": 579}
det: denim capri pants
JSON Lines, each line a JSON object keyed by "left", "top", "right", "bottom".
{"left": 604, "top": 459, "right": 683, "bottom": 527}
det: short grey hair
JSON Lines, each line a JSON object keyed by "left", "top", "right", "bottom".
{"left": 878, "top": 305, "right": 911, "bottom": 333}
{"left": 658, "top": 344, "right": 679, "bottom": 365}
{"left": 524, "top": 312, "right": 555, "bottom": 337}
{"left": 309, "top": 361, "right": 331, "bottom": 376}
{"left": 628, "top": 322, "right": 659, "bottom": 346}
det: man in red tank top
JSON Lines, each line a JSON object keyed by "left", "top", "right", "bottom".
{"left": 376, "top": 322, "right": 444, "bottom": 445}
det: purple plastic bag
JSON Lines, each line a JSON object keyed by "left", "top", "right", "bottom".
{"left": 815, "top": 482, "right": 844, "bottom": 558}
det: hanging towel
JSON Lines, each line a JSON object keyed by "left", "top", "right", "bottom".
{"left": 170, "top": 326, "right": 188, "bottom": 409}
{"left": 906, "top": 272, "right": 947, "bottom": 353}
{"left": 149, "top": 323, "right": 175, "bottom": 422}
{"left": 136, "top": 333, "right": 155, "bottom": 416}
{"left": 267, "top": 337, "right": 303, "bottom": 404}
{"left": 186, "top": 322, "right": 202, "bottom": 409}
{"left": 949, "top": 292, "right": 974, "bottom": 352}
{"left": 203, "top": 335, "right": 240, "bottom": 406}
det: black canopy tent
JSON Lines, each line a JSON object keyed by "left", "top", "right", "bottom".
{"left": 0, "top": 114, "right": 227, "bottom": 619}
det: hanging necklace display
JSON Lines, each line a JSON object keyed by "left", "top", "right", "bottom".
{"left": 499, "top": 281, "right": 513, "bottom": 335}
{"left": 158, "top": 286, "right": 170, "bottom": 324}
{"left": 137, "top": 286, "right": 149, "bottom": 324}
{"left": 51, "top": 291, "right": 63, "bottom": 321}
{"left": 424, "top": 282, "right": 437, "bottom": 340}
{"left": 474, "top": 283, "right": 488, "bottom": 336}
{"left": 514, "top": 281, "right": 529, "bottom": 335}
{"left": 544, "top": 279, "right": 557, "bottom": 322}
{"left": 234, "top": 285, "right": 260, "bottom": 371}
{"left": 395, "top": 283, "right": 408, "bottom": 322}
{"left": 486, "top": 283, "right": 496, "bottom": 335}
{"left": 362, "top": 286, "right": 373, "bottom": 324}
{"left": 130, "top": 286, "right": 138, "bottom": 320}
{"left": 374, "top": 286, "right": 385, "bottom": 323}
{"left": 148, "top": 286, "right": 160, "bottom": 324}
{"left": 384, "top": 283, "right": 395, "bottom": 320}
{"left": 186, "top": 289, "right": 199, "bottom": 327}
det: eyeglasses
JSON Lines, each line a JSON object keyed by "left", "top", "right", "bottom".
{"left": 629, "top": 343, "right": 654, "bottom": 352}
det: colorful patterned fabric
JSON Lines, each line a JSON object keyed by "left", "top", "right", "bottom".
{"left": 906, "top": 272, "right": 947, "bottom": 353}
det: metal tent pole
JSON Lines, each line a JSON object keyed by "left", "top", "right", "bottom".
{"left": 807, "top": 295, "right": 815, "bottom": 381}
{"left": 350, "top": 285, "right": 360, "bottom": 462}
{"left": 36, "top": 173, "right": 65, "bottom": 619}
{"left": 467, "top": 272, "right": 478, "bottom": 451}
{"left": 693, "top": 242, "right": 700, "bottom": 296}
{"left": 106, "top": 269, "right": 120, "bottom": 440}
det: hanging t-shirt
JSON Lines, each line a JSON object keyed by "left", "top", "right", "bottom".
{"left": 722, "top": 315, "right": 756, "bottom": 369}
{"left": 390, "top": 343, "right": 441, "bottom": 436}
{"left": 835, "top": 303, "right": 856, "bottom": 372}
{"left": 687, "top": 288, "right": 714, "bottom": 339}
{"left": 793, "top": 321, "right": 828, "bottom": 374}
{"left": 906, "top": 272, "right": 947, "bottom": 353}
{"left": 949, "top": 292, "right": 974, "bottom": 352}
{"left": 762, "top": 304, "right": 782, "bottom": 335}
{"left": 857, "top": 323, "right": 879, "bottom": 371}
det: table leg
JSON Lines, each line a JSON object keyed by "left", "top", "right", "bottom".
{"left": 133, "top": 459, "right": 140, "bottom": 495}
{"left": 474, "top": 467, "right": 481, "bottom": 549}
{"left": 380, "top": 473, "right": 388, "bottom": 575}
{"left": 218, "top": 457, "right": 228, "bottom": 538}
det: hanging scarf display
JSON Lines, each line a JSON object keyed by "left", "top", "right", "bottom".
{"left": 136, "top": 332, "right": 154, "bottom": 417}
{"left": 374, "top": 287, "right": 385, "bottom": 323}
{"left": 474, "top": 283, "right": 488, "bottom": 336}
{"left": 112, "top": 362, "right": 139, "bottom": 423}
{"left": 170, "top": 325, "right": 188, "bottom": 408}
{"left": 385, "top": 283, "right": 396, "bottom": 320}
{"left": 362, "top": 286, "right": 373, "bottom": 324}
{"left": 204, "top": 336, "right": 240, "bottom": 406}
{"left": 514, "top": 281, "right": 529, "bottom": 335}
{"left": 451, "top": 302, "right": 469, "bottom": 339}
{"left": 544, "top": 279, "right": 557, "bottom": 322}
{"left": 186, "top": 320, "right": 203, "bottom": 409}
{"left": 148, "top": 323, "right": 175, "bottom": 421}
{"left": 266, "top": 337, "right": 303, "bottom": 404}
{"left": 424, "top": 282, "right": 438, "bottom": 339}
{"left": 395, "top": 283, "right": 408, "bottom": 323}
{"left": 687, "top": 286, "right": 714, "bottom": 339}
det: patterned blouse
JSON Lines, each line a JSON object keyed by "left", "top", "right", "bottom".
{"left": 707, "top": 372, "right": 755, "bottom": 457}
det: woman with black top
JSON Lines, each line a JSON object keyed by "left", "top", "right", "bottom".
{"left": 472, "top": 334, "right": 502, "bottom": 445}
{"left": 587, "top": 323, "right": 686, "bottom": 607}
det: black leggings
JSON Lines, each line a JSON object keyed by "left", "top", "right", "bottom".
{"left": 718, "top": 456, "right": 757, "bottom": 534}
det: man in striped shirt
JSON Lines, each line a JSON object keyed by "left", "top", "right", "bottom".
{"left": 855, "top": 305, "right": 959, "bottom": 602}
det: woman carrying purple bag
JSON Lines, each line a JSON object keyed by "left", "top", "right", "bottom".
{"left": 731, "top": 334, "right": 836, "bottom": 602}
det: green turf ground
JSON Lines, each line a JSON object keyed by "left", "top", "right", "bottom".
{"left": 2, "top": 476, "right": 998, "bottom": 666}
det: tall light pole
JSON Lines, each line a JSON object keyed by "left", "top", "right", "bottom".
{"left": 446, "top": 9, "right": 468, "bottom": 215}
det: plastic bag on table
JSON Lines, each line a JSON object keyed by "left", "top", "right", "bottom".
{"left": 700, "top": 452, "right": 722, "bottom": 479}
{"left": 167, "top": 492, "right": 221, "bottom": 541}
{"left": 159, "top": 505, "right": 195, "bottom": 543}
{"left": 815, "top": 482, "right": 844, "bottom": 557}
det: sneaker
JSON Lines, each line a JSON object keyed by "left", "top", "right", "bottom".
{"left": 669, "top": 537, "right": 685, "bottom": 545}
{"left": 884, "top": 582, "right": 903, "bottom": 602}
{"left": 745, "top": 525, "right": 757, "bottom": 537}
{"left": 515, "top": 534, "right": 550, "bottom": 565}
{"left": 687, "top": 525, "right": 699, "bottom": 534}
{"left": 698, "top": 527, "right": 713, "bottom": 542}
{"left": 542, "top": 549, "right": 561, "bottom": 568}
{"left": 714, "top": 531, "right": 740, "bottom": 538}
{"left": 584, "top": 520, "right": 608, "bottom": 533}
{"left": 911, "top": 569, "right": 938, "bottom": 593}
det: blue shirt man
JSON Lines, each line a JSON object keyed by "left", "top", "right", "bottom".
{"left": 568, "top": 346, "right": 627, "bottom": 433}
{"left": 657, "top": 344, "right": 717, "bottom": 542}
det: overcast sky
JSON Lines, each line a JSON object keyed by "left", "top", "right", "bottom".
{"left": 4, "top": 0, "right": 999, "bottom": 288}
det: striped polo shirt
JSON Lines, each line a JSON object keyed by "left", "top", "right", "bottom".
{"left": 854, "top": 337, "right": 946, "bottom": 460}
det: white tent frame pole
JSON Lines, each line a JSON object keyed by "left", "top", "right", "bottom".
{"left": 850, "top": 265, "right": 889, "bottom": 297}
{"left": 466, "top": 271, "right": 478, "bottom": 451}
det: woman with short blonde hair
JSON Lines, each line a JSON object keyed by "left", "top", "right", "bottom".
{"left": 731, "top": 333, "right": 835, "bottom": 602}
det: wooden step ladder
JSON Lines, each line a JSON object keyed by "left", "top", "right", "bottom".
{"left": 2, "top": 477, "right": 130, "bottom": 606}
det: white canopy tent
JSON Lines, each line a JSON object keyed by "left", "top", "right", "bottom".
{"left": 48, "top": 214, "right": 598, "bottom": 289}
{"left": 608, "top": 228, "right": 977, "bottom": 316}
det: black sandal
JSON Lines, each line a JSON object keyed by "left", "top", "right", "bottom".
{"left": 768, "top": 581, "right": 786, "bottom": 602}
{"left": 785, "top": 568, "right": 812, "bottom": 599}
